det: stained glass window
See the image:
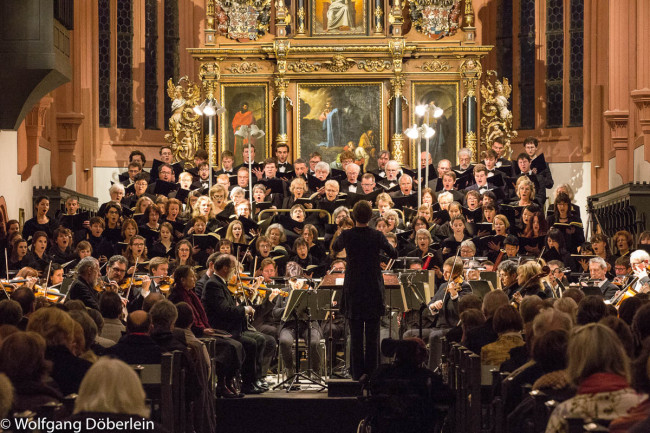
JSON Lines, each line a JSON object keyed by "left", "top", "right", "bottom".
{"left": 496, "top": 0, "right": 513, "bottom": 85}
{"left": 546, "top": 0, "right": 564, "bottom": 128}
{"left": 569, "top": 0, "right": 584, "bottom": 126}
{"left": 519, "top": 0, "right": 536, "bottom": 130}
{"left": 164, "top": 0, "right": 180, "bottom": 130}
{"left": 145, "top": 0, "right": 158, "bottom": 130}
{"left": 116, "top": 0, "right": 134, "bottom": 128}
{"left": 98, "top": 0, "right": 110, "bottom": 127}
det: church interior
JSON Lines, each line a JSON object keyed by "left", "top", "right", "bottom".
{"left": 2, "top": 0, "right": 650, "bottom": 432}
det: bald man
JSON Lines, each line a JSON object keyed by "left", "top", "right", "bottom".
{"left": 104, "top": 310, "right": 164, "bottom": 364}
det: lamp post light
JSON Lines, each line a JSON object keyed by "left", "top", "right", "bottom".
{"left": 404, "top": 123, "right": 435, "bottom": 208}
{"left": 235, "top": 124, "right": 265, "bottom": 207}
{"left": 414, "top": 103, "right": 444, "bottom": 183}
{"left": 193, "top": 97, "right": 225, "bottom": 190}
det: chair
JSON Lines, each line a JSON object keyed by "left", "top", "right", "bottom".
{"left": 131, "top": 351, "right": 181, "bottom": 433}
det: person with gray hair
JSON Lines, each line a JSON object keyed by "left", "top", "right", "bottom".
{"left": 498, "top": 260, "right": 520, "bottom": 299}
{"left": 456, "top": 147, "right": 473, "bottom": 172}
{"left": 378, "top": 161, "right": 401, "bottom": 191}
{"left": 588, "top": 256, "right": 619, "bottom": 300}
{"left": 630, "top": 249, "right": 650, "bottom": 293}
{"left": 68, "top": 256, "right": 102, "bottom": 309}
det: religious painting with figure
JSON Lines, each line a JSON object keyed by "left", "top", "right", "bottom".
{"left": 297, "top": 82, "right": 384, "bottom": 171}
{"left": 310, "top": 0, "right": 368, "bottom": 36}
{"left": 220, "top": 83, "right": 270, "bottom": 165}
{"left": 410, "top": 81, "right": 460, "bottom": 167}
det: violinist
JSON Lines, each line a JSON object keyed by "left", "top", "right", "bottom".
{"left": 68, "top": 257, "right": 105, "bottom": 309}
{"left": 512, "top": 262, "right": 546, "bottom": 305}
{"left": 126, "top": 257, "right": 167, "bottom": 312}
{"left": 405, "top": 257, "right": 470, "bottom": 371}
{"left": 273, "top": 261, "right": 323, "bottom": 381}
{"left": 587, "top": 257, "right": 618, "bottom": 301}
{"left": 497, "top": 260, "right": 520, "bottom": 300}
{"left": 251, "top": 258, "right": 284, "bottom": 339}
{"left": 203, "top": 254, "right": 269, "bottom": 394}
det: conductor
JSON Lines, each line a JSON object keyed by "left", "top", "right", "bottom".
{"left": 332, "top": 200, "right": 398, "bottom": 380}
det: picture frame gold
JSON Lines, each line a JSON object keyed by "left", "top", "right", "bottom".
{"left": 410, "top": 81, "right": 462, "bottom": 168}
{"left": 296, "top": 82, "right": 384, "bottom": 172}
{"left": 310, "top": 0, "right": 369, "bottom": 36}
{"left": 219, "top": 83, "right": 271, "bottom": 165}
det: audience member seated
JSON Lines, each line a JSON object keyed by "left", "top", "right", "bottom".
{"left": 546, "top": 323, "right": 645, "bottom": 433}
{"left": 0, "top": 331, "right": 64, "bottom": 414}
{"left": 64, "top": 357, "right": 168, "bottom": 433}
{"left": 464, "top": 289, "right": 509, "bottom": 354}
{"left": 104, "top": 310, "right": 163, "bottom": 365}
{"left": 26, "top": 307, "right": 92, "bottom": 395}
{"left": 480, "top": 305, "right": 525, "bottom": 368}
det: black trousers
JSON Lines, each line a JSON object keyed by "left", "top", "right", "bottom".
{"left": 348, "top": 317, "right": 380, "bottom": 381}
{"left": 237, "top": 332, "right": 260, "bottom": 385}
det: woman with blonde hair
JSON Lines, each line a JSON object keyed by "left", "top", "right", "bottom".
{"left": 69, "top": 357, "right": 154, "bottom": 424}
{"left": 513, "top": 177, "right": 536, "bottom": 207}
{"left": 546, "top": 323, "right": 644, "bottom": 433}
{"left": 225, "top": 219, "right": 247, "bottom": 244}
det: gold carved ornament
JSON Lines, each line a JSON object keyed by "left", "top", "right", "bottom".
{"left": 226, "top": 62, "right": 260, "bottom": 74}
{"left": 357, "top": 60, "right": 392, "bottom": 72}
{"left": 459, "top": 57, "right": 482, "bottom": 99}
{"left": 322, "top": 55, "right": 357, "bottom": 72}
{"left": 297, "top": 7, "right": 306, "bottom": 34}
{"left": 421, "top": 60, "right": 451, "bottom": 72}
{"left": 480, "top": 70, "right": 518, "bottom": 156}
{"left": 164, "top": 77, "right": 202, "bottom": 164}
{"left": 288, "top": 60, "right": 322, "bottom": 72}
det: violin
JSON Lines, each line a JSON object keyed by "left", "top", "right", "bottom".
{"left": 154, "top": 276, "right": 174, "bottom": 294}
{"left": 120, "top": 276, "right": 145, "bottom": 291}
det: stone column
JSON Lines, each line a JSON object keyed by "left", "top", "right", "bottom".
{"left": 631, "top": 0, "right": 650, "bottom": 160}
{"left": 54, "top": 112, "right": 85, "bottom": 187}
{"left": 603, "top": 0, "right": 630, "bottom": 183}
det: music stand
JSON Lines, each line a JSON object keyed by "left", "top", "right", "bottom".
{"left": 468, "top": 280, "right": 494, "bottom": 300}
{"left": 399, "top": 271, "right": 435, "bottom": 339}
{"left": 273, "top": 289, "right": 330, "bottom": 392}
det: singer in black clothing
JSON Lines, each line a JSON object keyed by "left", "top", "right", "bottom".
{"left": 332, "top": 200, "right": 398, "bottom": 380}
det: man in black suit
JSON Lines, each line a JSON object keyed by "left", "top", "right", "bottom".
{"left": 331, "top": 201, "right": 398, "bottom": 380}
{"left": 404, "top": 257, "right": 471, "bottom": 371}
{"left": 588, "top": 257, "right": 619, "bottom": 300}
{"left": 275, "top": 143, "right": 292, "bottom": 174}
{"left": 202, "top": 254, "right": 268, "bottom": 394}
{"left": 340, "top": 162, "right": 361, "bottom": 194}
{"left": 68, "top": 256, "right": 104, "bottom": 310}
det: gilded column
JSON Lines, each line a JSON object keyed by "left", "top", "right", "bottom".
{"left": 390, "top": 75, "right": 405, "bottom": 165}
{"left": 296, "top": 0, "right": 306, "bottom": 35}
{"left": 460, "top": 58, "right": 482, "bottom": 162}
{"left": 205, "top": 0, "right": 216, "bottom": 46}
{"left": 274, "top": 77, "right": 290, "bottom": 146}
{"left": 374, "top": 0, "right": 384, "bottom": 34}
{"left": 199, "top": 61, "right": 221, "bottom": 166}
{"left": 603, "top": 0, "right": 630, "bottom": 183}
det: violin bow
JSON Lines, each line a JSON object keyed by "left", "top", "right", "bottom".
{"left": 125, "top": 256, "right": 139, "bottom": 301}
{"left": 43, "top": 260, "right": 53, "bottom": 296}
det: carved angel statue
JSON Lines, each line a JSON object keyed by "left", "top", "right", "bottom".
{"left": 480, "top": 71, "right": 518, "bottom": 147}
{"left": 165, "top": 77, "right": 202, "bottom": 164}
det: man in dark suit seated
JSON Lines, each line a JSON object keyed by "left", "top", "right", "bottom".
{"left": 202, "top": 254, "right": 268, "bottom": 394}
{"left": 68, "top": 256, "right": 104, "bottom": 310}
{"left": 403, "top": 257, "right": 471, "bottom": 371}
{"left": 588, "top": 257, "right": 619, "bottom": 300}
{"left": 104, "top": 310, "right": 163, "bottom": 364}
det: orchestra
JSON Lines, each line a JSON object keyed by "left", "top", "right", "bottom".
{"left": 3, "top": 138, "right": 650, "bottom": 395}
